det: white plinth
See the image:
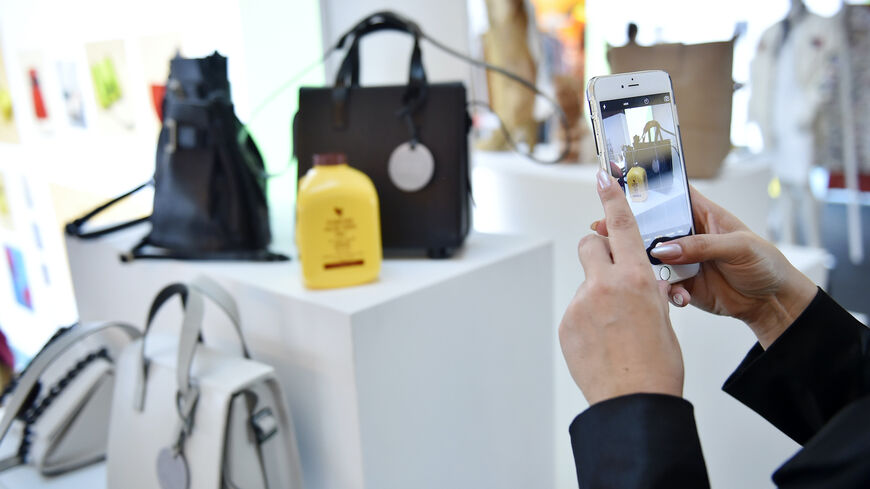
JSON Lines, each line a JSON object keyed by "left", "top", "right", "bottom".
{"left": 471, "top": 150, "right": 826, "bottom": 489}
{"left": 23, "top": 230, "right": 554, "bottom": 489}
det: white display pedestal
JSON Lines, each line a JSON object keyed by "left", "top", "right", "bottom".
{"left": 471, "top": 150, "right": 827, "bottom": 489}
{"left": 14, "top": 230, "right": 554, "bottom": 489}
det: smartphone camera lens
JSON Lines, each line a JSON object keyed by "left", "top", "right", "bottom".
{"left": 643, "top": 97, "right": 650, "bottom": 104}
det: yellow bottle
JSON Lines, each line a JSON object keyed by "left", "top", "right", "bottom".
{"left": 296, "top": 153, "right": 382, "bottom": 289}
{"left": 626, "top": 165, "right": 649, "bottom": 202}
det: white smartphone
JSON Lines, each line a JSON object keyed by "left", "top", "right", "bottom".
{"left": 586, "top": 70, "right": 699, "bottom": 283}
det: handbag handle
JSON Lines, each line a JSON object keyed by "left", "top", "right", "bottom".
{"left": 330, "top": 11, "right": 428, "bottom": 131}
{"left": 641, "top": 120, "right": 663, "bottom": 143}
{"left": 133, "top": 277, "right": 250, "bottom": 411}
{"left": 333, "top": 11, "right": 426, "bottom": 89}
{"left": 0, "top": 322, "right": 141, "bottom": 444}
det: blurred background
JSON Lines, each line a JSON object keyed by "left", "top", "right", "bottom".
{"left": 0, "top": 0, "right": 866, "bottom": 487}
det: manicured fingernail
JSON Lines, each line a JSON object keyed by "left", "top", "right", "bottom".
{"left": 590, "top": 220, "right": 599, "bottom": 231}
{"left": 597, "top": 169, "right": 612, "bottom": 189}
{"left": 650, "top": 243, "right": 682, "bottom": 259}
{"left": 672, "top": 294, "right": 684, "bottom": 306}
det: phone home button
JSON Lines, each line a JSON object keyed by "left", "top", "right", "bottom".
{"left": 659, "top": 265, "right": 672, "bottom": 281}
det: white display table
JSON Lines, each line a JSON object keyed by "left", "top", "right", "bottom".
{"left": 471, "top": 150, "right": 826, "bottom": 489}
{"left": 24, "top": 230, "right": 555, "bottom": 489}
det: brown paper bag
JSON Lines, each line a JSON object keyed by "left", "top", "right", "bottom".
{"left": 608, "top": 39, "right": 734, "bottom": 178}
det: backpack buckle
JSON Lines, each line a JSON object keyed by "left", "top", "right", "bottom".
{"left": 165, "top": 118, "right": 177, "bottom": 154}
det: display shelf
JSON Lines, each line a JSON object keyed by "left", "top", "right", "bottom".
{"left": 58, "top": 229, "right": 555, "bottom": 489}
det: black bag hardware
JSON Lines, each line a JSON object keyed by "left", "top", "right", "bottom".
{"left": 66, "top": 53, "right": 286, "bottom": 262}
{"left": 294, "top": 11, "right": 472, "bottom": 259}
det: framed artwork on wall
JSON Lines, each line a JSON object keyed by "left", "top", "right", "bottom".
{"left": 85, "top": 40, "right": 135, "bottom": 134}
{"left": 0, "top": 40, "right": 19, "bottom": 144}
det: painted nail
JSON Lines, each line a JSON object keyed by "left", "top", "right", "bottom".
{"left": 590, "top": 220, "right": 599, "bottom": 232}
{"left": 597, "top": 169, "right": 612, "bottom": 189}
{"left": 650, "top": 243, "right": 682, "bottom": 259}
{"left": 672, "top": 294, "right": 684, "bottom": 306}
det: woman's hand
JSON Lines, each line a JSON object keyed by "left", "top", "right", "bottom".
{"left": 560, "top": 171, "right": 684, "bottom": 405}
{"left": 591, "top": 186, "right": 817, "bottom": 349}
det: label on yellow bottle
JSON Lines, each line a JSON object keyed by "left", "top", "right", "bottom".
{"left": 322, "top": 207, "right": 365, "bottom": 269}
{"left": 627, "top": 166, "right": 649, "bottom": 202}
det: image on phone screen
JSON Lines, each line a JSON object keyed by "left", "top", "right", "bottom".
{"left": 599, "top": 93, "right": 692, "bottom": 252}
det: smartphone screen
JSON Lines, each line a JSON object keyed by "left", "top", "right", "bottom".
{"left": 598, "top": 93, "right": 692, "bottom": 252}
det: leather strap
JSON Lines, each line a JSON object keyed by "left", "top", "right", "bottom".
{"left": 0, "top": 322, "right": 141, "bottom": 444}
{"left": 121, "top": 237, "right": 288, "bottom": 263}
{"left": 175, "top": 287, "right": 206, "bottom": 411}
{"left": 133, "top": 278, "right": 251, "bottom": 411}
{"left": 642, "top": 120, "right": 663, "bottom": 142}
{"left": 334, "top": 11, "right": 421, "bottom": 55}
{"left": 64, "top": 182, "right": 152, "bottom": 239}
{"left": 331, "top": 11, "right": 428, "bottom": 131}
{"left": 189, "top": 276, "right": 245, "bottom": 353}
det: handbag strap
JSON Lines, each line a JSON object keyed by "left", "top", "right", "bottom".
{"left": 331, "top": 11, "right": 428, "bottom": 132}
{"left": 0, "top": 322, "right": 141, "bottom": 443}
{"left": 334, "top": 11, "right": 422, "bottom": 54}
{"left": 333, "top": 11, "right": 426, "bottom": 89}
{"left": 133, "top": 278, "right": 251, "bottom": 411}
{"left": 64, "top": 181, "right": 152, "bottom": 239}
{"left": 121, "top": 237, "right": 289, "bottom": 263}
{"left": 641, "top": 120, "right": 663, "bottom": 143}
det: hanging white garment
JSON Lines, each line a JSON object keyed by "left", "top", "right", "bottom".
{"left": 749, "top": 12, "right": 839, "bottom": 247}
{"left": 748, "top": 13, "right": 839, "bottom": 157}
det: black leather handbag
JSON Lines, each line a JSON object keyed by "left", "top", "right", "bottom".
{"left": 628, "top": 120, "right": 674, "bottom": 192}
{"left": 293, "top": 12, "right": 471, "bottom": 258}
{"left": 66, "top": 53, "right": 286, "bottom": 262}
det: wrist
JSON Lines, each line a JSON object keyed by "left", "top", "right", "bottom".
{"left": 585, "top": 372, "right": 683, "bottom": 406}
{"left": 745, "top": 271, "right": 817, "bottom": 349}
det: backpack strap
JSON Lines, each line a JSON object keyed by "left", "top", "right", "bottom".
{"left": 121, "top": 237, "right": 288, "bottom": 263}
{"left": 64, "top": 181, "right": 152, "bottom": 239}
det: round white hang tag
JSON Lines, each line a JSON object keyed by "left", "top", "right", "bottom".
{"left": 388, "top": 142, "right": 435, "bottom": 192}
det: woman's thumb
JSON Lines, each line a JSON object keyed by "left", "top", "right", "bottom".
{"left": 650, "top": 232, "right": 751, "bottom": 265}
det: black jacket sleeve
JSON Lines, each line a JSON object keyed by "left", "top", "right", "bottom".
{"left": 722, "top": 288, "right": 870, "bottom": 445}
{"left": 568, "top": 393, "right": 710, "bottom": 489}
{"left": 722, "top": 288, "right": 870, "bottom": 487}
{"left": 568, "top": 289, "right": 869, "bottom": 489}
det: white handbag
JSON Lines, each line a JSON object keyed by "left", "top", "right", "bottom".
{"left": 107, "top": 277, "right": 303, "bottom": 489}
{"left": 0, "top": 322, "right": 141, "bottom": 475}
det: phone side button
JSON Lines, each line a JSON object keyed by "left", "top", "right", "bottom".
{"left": 590, "top": 119, "right": 600, "bottom": 155}
{"left": 659, "top": 265, "right": 672, "bottom": 281}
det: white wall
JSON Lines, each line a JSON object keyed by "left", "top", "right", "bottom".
{"left": 0, "top": 0, "right": 251, "bottom": 196}
{"left": 320, "top": 0, "right": 474, "bottom": 89}
{"left": 0, "top": 0, "right": 323, "bottom": 358}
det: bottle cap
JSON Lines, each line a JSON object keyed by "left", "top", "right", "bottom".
{"left": 313, "top": 153, "right": 347, "bottom": 166}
